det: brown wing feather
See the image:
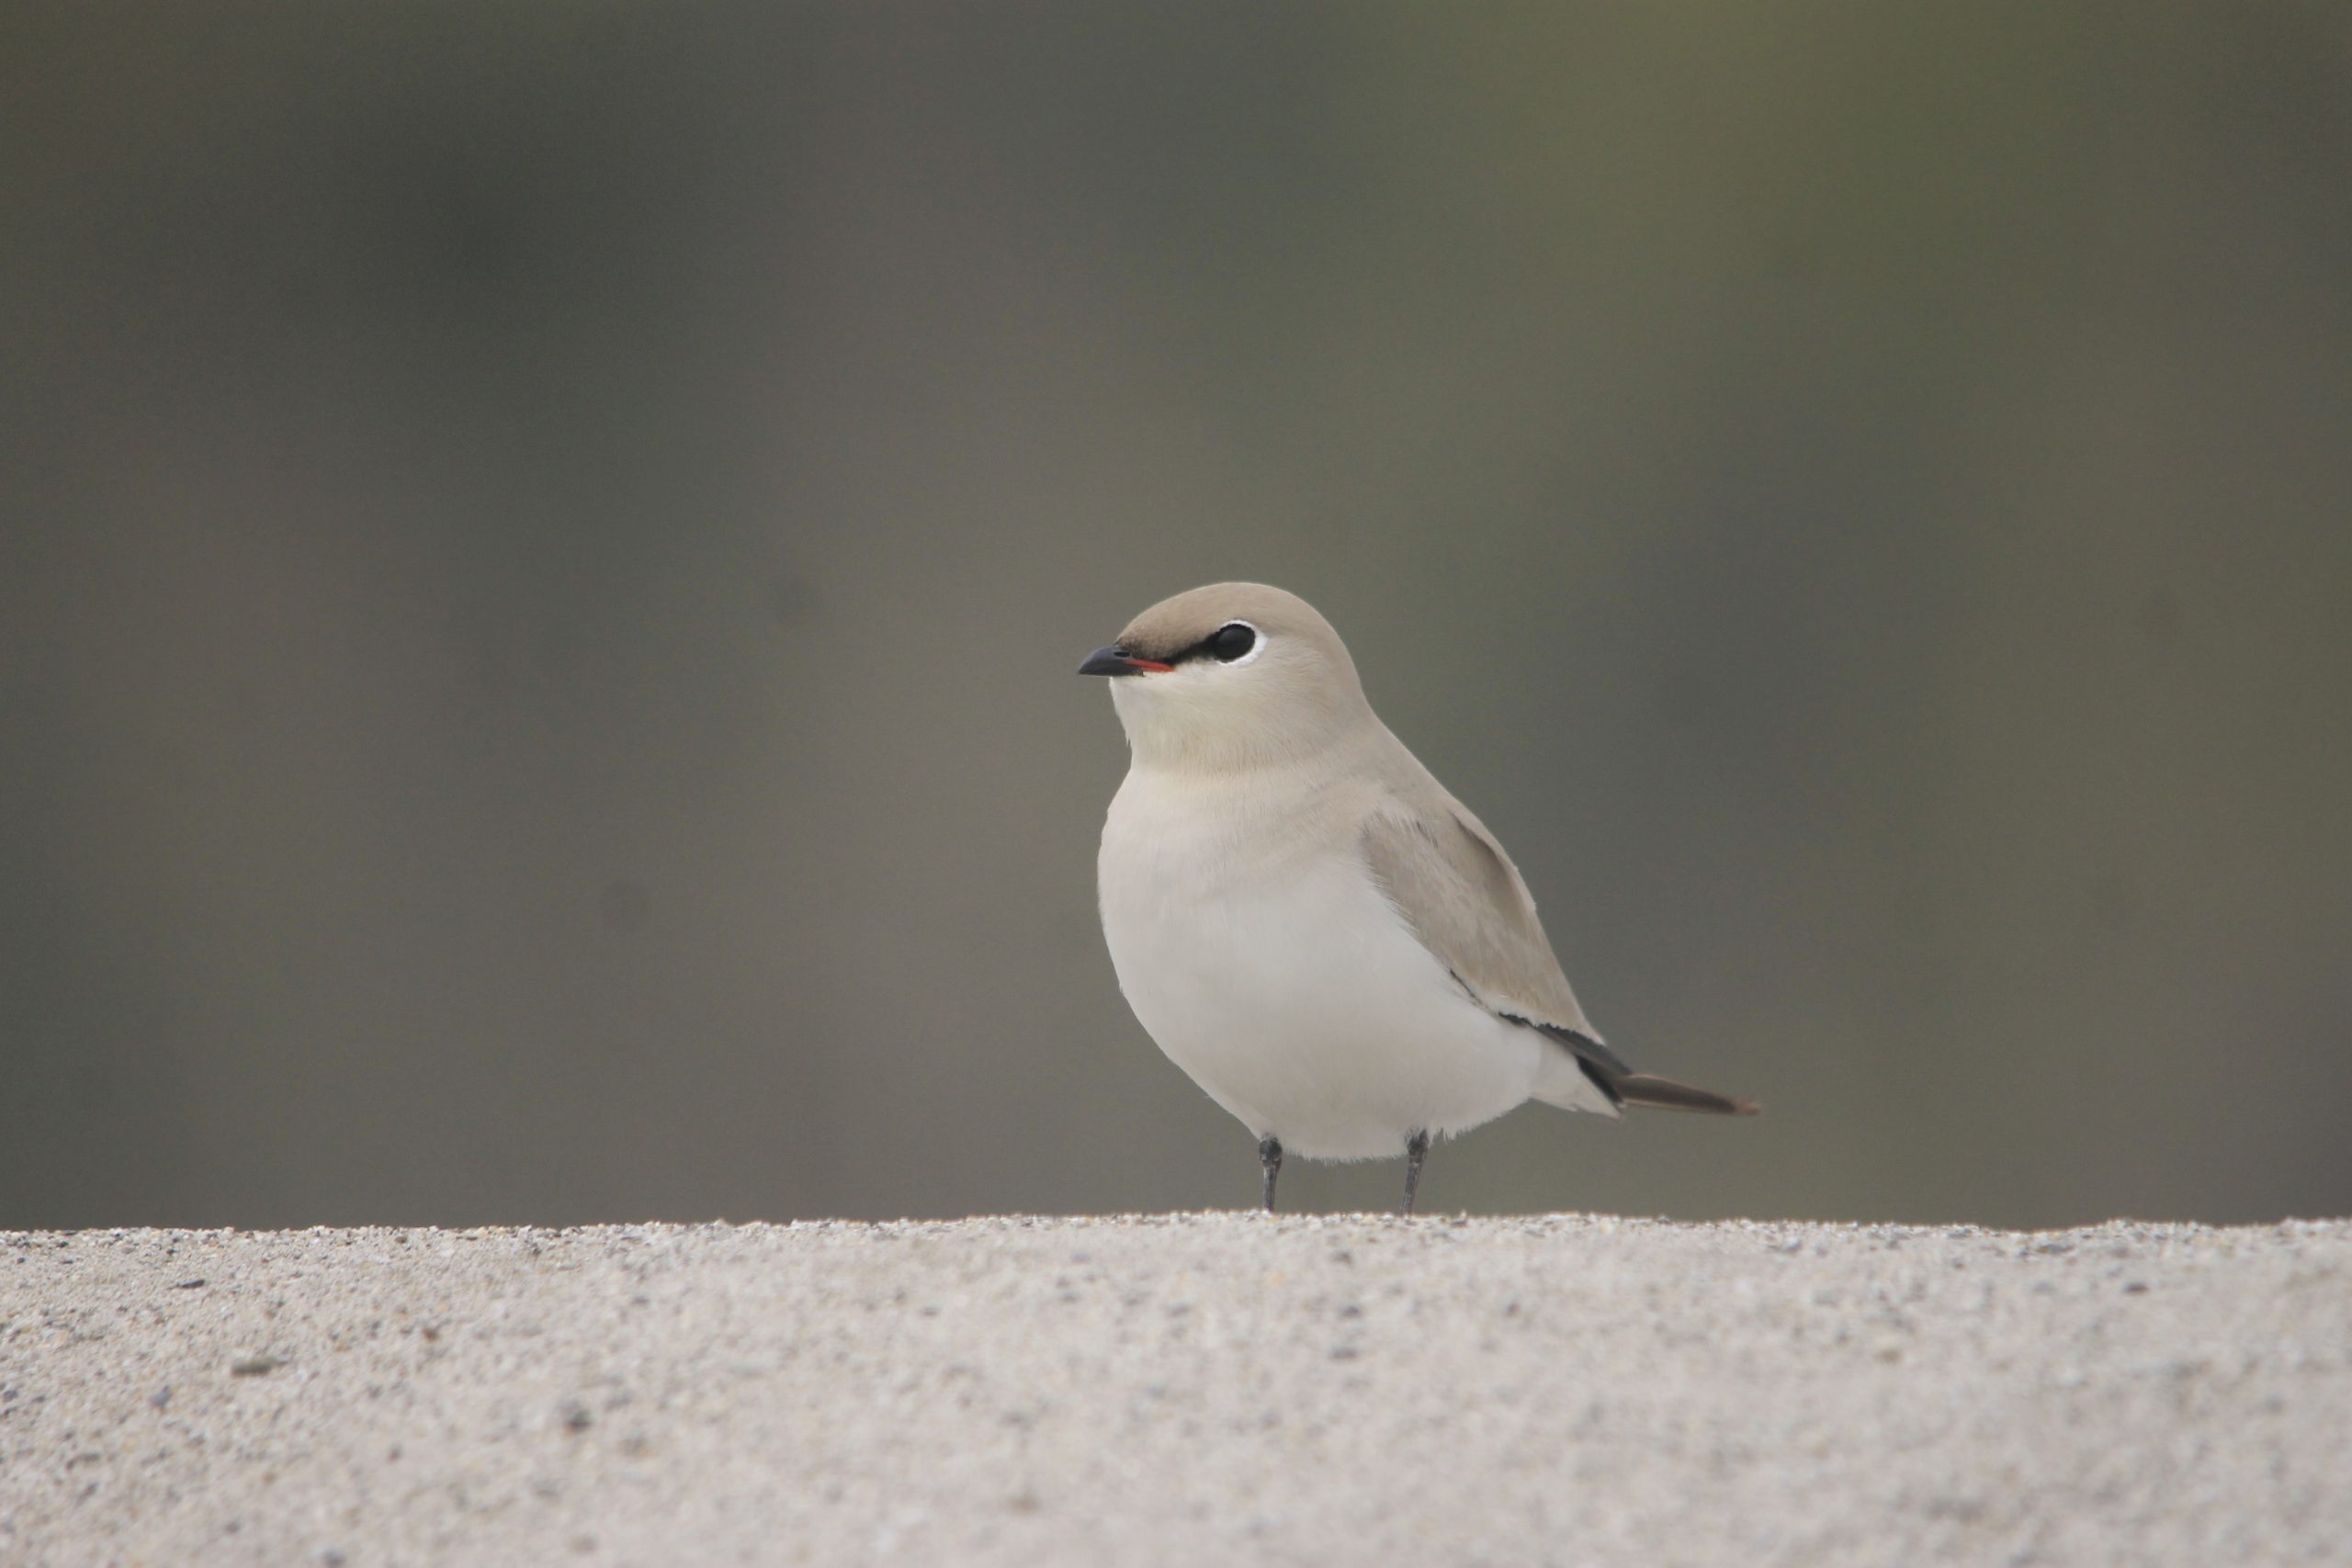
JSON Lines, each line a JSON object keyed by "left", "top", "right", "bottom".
{"left": 1360, "top": 799, "right": 1758, "bottom": 1116}
{"left": 1359, "top": 804, "right": 1597, "bottom": 1041}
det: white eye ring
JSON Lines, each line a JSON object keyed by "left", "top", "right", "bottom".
{"left": 1212, "top": 620, "right": 1266, "bottom": 667}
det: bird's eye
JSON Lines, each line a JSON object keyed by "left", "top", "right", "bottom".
{"left": 1207, "top": 622, "right": 1257, "bottom": 662}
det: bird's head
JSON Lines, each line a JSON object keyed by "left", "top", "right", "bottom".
{"left": 1079, "top": 582, "right": 1374, "bottom": 770}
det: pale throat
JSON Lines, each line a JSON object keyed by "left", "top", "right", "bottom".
{"left": 1111, "top": 683, "right": 1377, "bottom": 780}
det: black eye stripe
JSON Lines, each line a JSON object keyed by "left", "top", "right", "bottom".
{"left": 1167, "top": 622, "right": 1259, "bottom": 665}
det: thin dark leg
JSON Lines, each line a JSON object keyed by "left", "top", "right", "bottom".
{"left": 1258, "top": 1136, "right": 1283, "bottom": 1213}
{"left": 1401, "top": 1129, "right": 1431, "bottom": 1216}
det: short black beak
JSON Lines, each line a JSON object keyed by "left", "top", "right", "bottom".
{"left": 1078, "top": 645, "right": 1146, "bottom": 677}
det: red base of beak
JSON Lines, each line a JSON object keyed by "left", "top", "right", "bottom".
{"left": 1080, "top": 646, "right": 1175, "bottom": 676}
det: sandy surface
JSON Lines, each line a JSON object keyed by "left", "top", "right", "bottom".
{"left": 4, "top": 1214, "right": 2348, "bottom": 1566}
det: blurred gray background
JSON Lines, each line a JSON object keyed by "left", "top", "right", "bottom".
{"left": 6, "top": 4, "right": 2348, "bottom": 1231}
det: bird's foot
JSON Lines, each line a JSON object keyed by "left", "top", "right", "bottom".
{"left": 1258, "top": 1135, "right": 1283, "bottom": 1213}
{"left": 1400, "top": 1129, "right": 1430, "bottom": 1216}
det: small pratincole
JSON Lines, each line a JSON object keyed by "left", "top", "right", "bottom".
{"left": 1081, "top": 581, "right": 1757, "bottom": 1214}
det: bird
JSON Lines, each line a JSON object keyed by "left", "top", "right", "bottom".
{"left": 1080, "top": 581, "right": 1756, "bottom": 1215}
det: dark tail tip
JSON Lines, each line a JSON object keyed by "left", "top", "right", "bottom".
{"left": 1611, "top": 1073, "right": 1761, "bottom": 1116}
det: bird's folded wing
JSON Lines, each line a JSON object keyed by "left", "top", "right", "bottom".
{"left": 1358, "top": 804, "right": 1626, "bottom": 1077}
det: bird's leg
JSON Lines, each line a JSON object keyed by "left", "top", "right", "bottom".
{"left": 1400, "top": 1129, "right": 1431, "bottom": 1216}
{"left": 1258, "top": 1136, "right": 1283, "bottom": 1213}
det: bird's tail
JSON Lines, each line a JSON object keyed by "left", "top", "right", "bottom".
{"left": 1606, "top": 1072, "right": 1760, "bottom": 1116}
{"left": 1531, "top": 1022, "right": 1761, "bottom": 1117}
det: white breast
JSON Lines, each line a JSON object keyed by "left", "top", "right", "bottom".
{"left": 1097, "top": 765, "right": 1544, "bottom": 1159}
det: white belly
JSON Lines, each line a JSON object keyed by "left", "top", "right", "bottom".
{"left": 1098, "top": 769, "right": 1544, "bottom": 1159}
